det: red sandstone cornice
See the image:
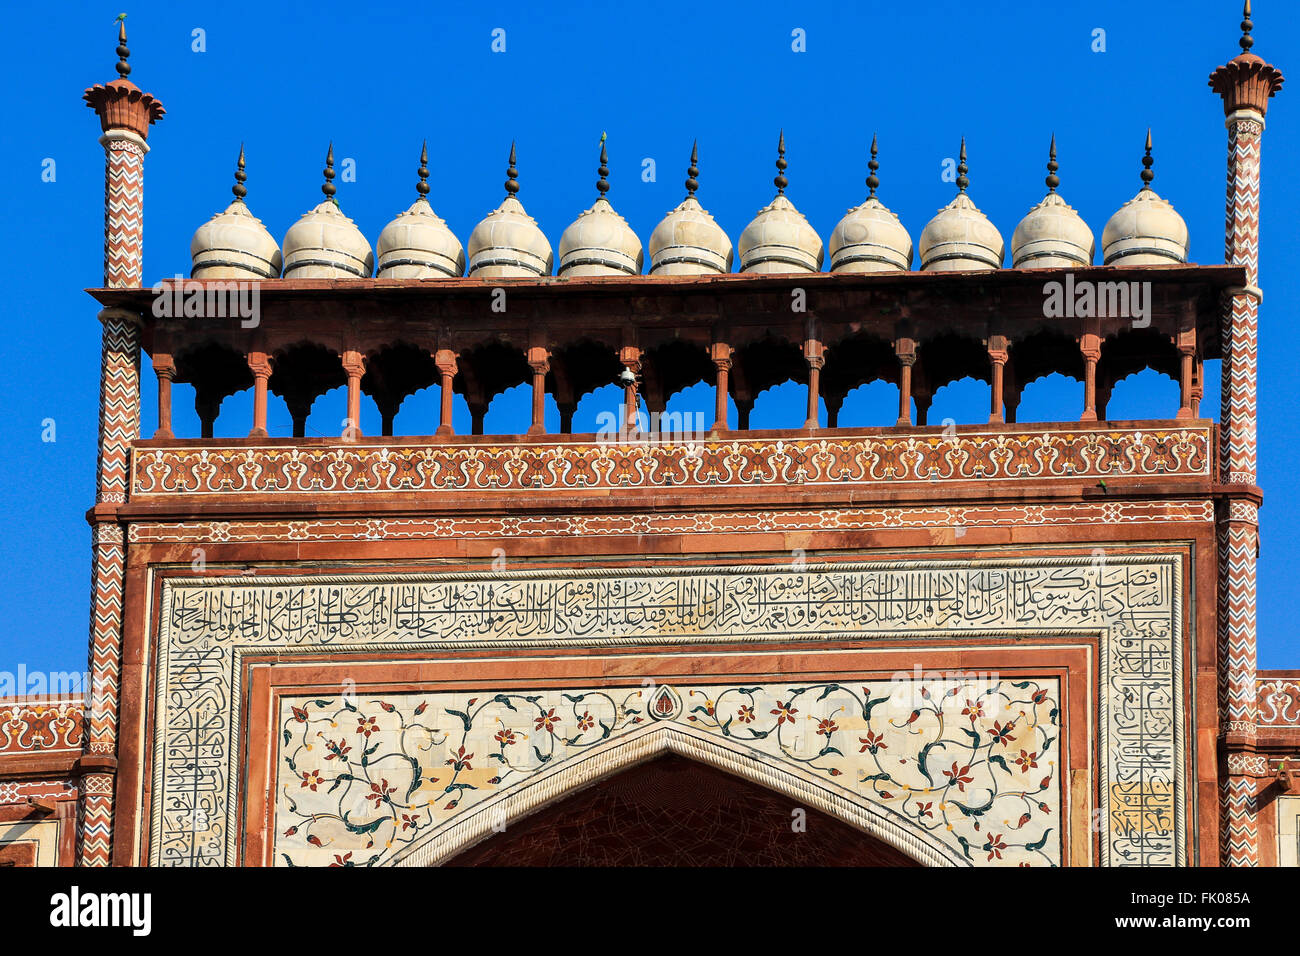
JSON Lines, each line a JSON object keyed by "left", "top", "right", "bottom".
{"left": 88, "top": 263, "right": 1247, "bottom": 304}
{"left": 83, "top": 77, "right": 165, "bottom": 139}
{"left": 1210, "top": 52, "right": 1284, "bottom": 116}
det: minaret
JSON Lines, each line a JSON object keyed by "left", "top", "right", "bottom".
{"left": 1209, "top": 0, "right": 1283, "bottom": 868}
{"left": 80, "top": 18, "right": 164, "bottom": 867}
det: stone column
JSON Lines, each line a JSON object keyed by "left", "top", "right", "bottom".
{"left": 435, "top": 349, "right": 457, "bottom": 436}
{"left": 620, "top": 345, "right": 641, "bottom": 437}
{"left": 987, "top": 335, "right": 1008, "bottom": 424}
{"left": 1209, "top": 9, "right": 1283, "bottom": 867}
{"left": 152, "top": 353, "right": 174, "bottom": 440}
{"left": 247, "top": 352, "right": 272, "bottom": 438}
{"left": 527, "top": 345, "right": 549, "bottom": 436}
{"left": 710, "top": 341, "right": 731, "bottom": 433}
{"left": 1080, "top": 333, "right": 1101, "bottom": 422}
{"left": 895, "top": 337, "right": 916, "bottom": 427}
{"left": 342, "top": 350, "right": 365, "bottom": 440}
{"left": 803, "top": 338, "right": 824, "bottom": 431}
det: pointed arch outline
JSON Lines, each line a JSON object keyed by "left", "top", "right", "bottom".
{"left": 392, "top": 721, "right": 965, "bottom": 867}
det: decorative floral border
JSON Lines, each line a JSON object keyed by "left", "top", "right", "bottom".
{"left": 131, "top": 426, "right": 1211, "bottom": 497}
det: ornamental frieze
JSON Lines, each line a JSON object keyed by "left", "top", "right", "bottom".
{"left": 130, "top": 426, "right": 1211, "bottom": 497}
{"left": 148, "top": 556, "right": 1183, "bottom": 867}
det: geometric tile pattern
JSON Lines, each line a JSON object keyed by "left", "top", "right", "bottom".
{"left": 79, "top": 131, "right": 148, "bottom": 869}
{"left": 1217, "top": 113, "right": 1265, "bottom": 868}
{"left": 129, "top": 425, "right": 1214, "bottom": 497}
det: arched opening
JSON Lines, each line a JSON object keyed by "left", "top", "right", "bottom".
{"left": 455, "top": 340, "right": 530, "bottom": 435}
{"left": 916, "top": 333, "right": 990, "bottom": 426}
{"left": 823, "top": 333, "right": 899, "bottom": 428}
{"left": 732, "top": 336, "right": 805, "bottom": 430}
{"left": 444, "top": 754, "right": 923, "bottom": 867}
{"left": 1008, "top": 330, "right": 1084, "bottom": 424}
{"left": 549, "top": 339, "right": 622, "bottom": 433}
{"left": 174, "top": 342, "right": 252, "bottom": 438}
{"left": 1097, "top": 328, "right": 1180, "bottom": 421}
{"left": 362, "top": 341, "right": 437, "bottom": 436}
{"left": 269, "top": 342, "right": 345, "bottom": 438}
{"left": 392, "top": 723, "right": 960, "bottom": 868}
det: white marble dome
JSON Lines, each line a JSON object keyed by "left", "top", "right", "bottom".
{"left": 1011, "top": 138, "right": 1094, "bottom": 268}
{"left": 1102, "top": 190, "right": 1188, "bottom": 265}
{"left": 738, "top": 134, "right": 824, "bottom": 274}
{"left": 558, "top": 142, "right": 643, "bottom": 277}
{"left": 282, "top": 146, "right": 373, "bottom": 279}
{"left": 190, "top": 148, "right": 282, "bottom": 279}
{"left": 467, "top": 145, "right": 553, "bottom": 278}
{"left": 648, "top": 146, "right": 732, "bottom": 275}
{"left": 1012, "top": 194, "right": 1094, "bottom": 268}
{"left": 376, "top": 145, "right": 464, "bottom": 279}
{"left": 829, "top": 139, "right": 912, "bottom": 273}
{"left": 558, "top": 199, "right": 643, "bottom": 277}
{"left": 919, "top": 193, "right": 1004, "bottom": 271}
{"left": 919, "top": 140, "right": 1004, "bottom": 272}
{"left": 1101, "top": 132, "right": 1188, "bottom": 266}
{"left": 649, "top": 196, "right": 732, "bottom": 274}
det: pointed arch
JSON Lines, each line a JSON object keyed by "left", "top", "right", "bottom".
{"left": 392, "top": 722, "right": 963, "bottom": 867}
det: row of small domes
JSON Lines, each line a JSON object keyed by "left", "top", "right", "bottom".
{"left": 191, "top": 133, "right": 1189, "bottom": 282}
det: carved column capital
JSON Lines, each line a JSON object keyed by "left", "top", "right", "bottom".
{"left": 434, "top": 349, "right": 459, "bottom": 377}
{"left": 247, "top": 351, "right": 272, "bottom": 379}
{"left": 341, "top": 350, "right": 366, "bottom": 378}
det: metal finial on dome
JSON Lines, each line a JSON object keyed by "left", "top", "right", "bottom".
{"left": 1045, "top": 134, "right": 1060, "bottom": 192}
{"left": 685, "top": 140, "right": 699, "bottom": 197}
{"left": 1140, "top": 128, "right": 1154, "bottom": 189}
{"left": 866, "top": 133, "right": 880, "bottom": 198}
{"left": 597, "top": 133, "right": 610, "bottom": 198}
{"left": 322, "top": 143, "right": 337, "bottom": 200}
{"left": 1240, "top": 0, "right": 1254, "bottom": 53}
{"left": 416, "top": 140, "right": 430, "bottom": 198}
{"left": 233, "top": 143, "right": 247, "bottom": 201}
{"left": 955, "top": 137, "right": 969, "bottom": 193}
{"left": 114, "top": 16, "right": 131, "bottom": 79}
{"left": 774, "top": 130, "right": 788, "bottom": 194}
{"left": 505, "top": 141, "right": 519, "bottom": 197}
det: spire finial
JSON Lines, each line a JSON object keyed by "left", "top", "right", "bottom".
{"left": 1240, "top": 0, "right": 1254, "bottom": 53}
{"left": 774, "top": 130, "right": 788, "bottom": 194}
{"left": 322, "top": 142, "right": 337, "bottom": 201}
{"left": 233, "top": 143, "right": 247, "bottom": 201}
{"left": 416, "top": 140, "right": 430, "bottom": 199}
{"left": 1140, "top": 128, "right": 1154, "bottom": 189}
{"left": 685, "top": 140, "right": 699, "bottom": 197}
{"left": 1045, "top": 133, "right": 1059, "bottom": 192}
{"left": 955, "top": 137, "right": 969, "bottom": 193}
{"left": 866, "top": 133, "right": 880, "bottom": 198}
{"left": 597, "top": 132, "right": 610, "bottom": 198}
{"left": 114, "top": 15, "right": 130, "bottom": 79}
{"left": 505, "top": 141, "right": 519, "bottom": 197}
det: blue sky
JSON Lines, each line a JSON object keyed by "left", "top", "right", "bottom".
{"left": 2, "top": 0, "right": 1297, "bottom": 682}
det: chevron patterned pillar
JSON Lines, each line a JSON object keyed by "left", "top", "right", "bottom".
{"left": 78, "top": 24, "right": 164, "bottom": 867}
{"left": 1209, "top": 4, "right": 1283, "bottom": 867}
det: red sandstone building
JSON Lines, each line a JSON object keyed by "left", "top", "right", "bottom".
{"left": 1, "top": 7, "right": 1298, "bottom": 867}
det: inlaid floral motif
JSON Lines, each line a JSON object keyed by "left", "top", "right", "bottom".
{"left": 276, "top": 676, "right": 1061, "bottom": 867}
